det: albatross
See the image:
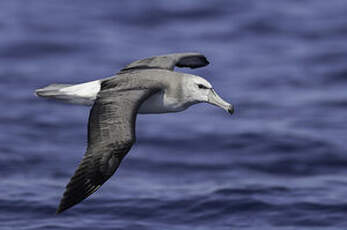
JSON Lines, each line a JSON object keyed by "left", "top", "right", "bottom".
{"left": 35, "top": 53, "right": 234, "bottom": 213}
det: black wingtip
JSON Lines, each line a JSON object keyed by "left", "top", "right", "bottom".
{"left": 176, "top": 54, "right": 210, "bottom": 69}
{"left": 56, "top": 208, "right": 63, "bottom": 215}
{"left": 56, "top": 209, "right": 63, "bottom": 215}
{"left": 56, "top": 202, "right": 68, "bottom": 214}
{"left": 200, "top": 56, "right": 210, "bottom": 66}
{"left": 55, "top": 196, "right": 79, "bottom": 214}
{"left": 56, "top": 192, "right": 81, "bottom": 214}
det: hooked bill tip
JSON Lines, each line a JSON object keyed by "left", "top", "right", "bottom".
{"left": 228, "top": 105, "right": 234, "bottom": 115}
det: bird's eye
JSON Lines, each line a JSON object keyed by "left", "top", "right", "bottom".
{"left": 198, "top": 84, "right": 208, "bottom": 89}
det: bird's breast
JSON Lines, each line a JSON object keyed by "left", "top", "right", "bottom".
{"left": 138, "top": 91, "right": 188, "bottom": 114}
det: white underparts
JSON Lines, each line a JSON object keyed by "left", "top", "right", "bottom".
{"left": 139, "top": 91, "right": 190, "bottom": 114}
{"left": 138, "top": 91, "right": 186, "bottom": 114}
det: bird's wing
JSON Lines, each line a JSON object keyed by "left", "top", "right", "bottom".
{"left": 120, "top": 52, "right": 209, "bottom": 72}
{"left": 56, "top": 85, "right": 158, "bottom": 214}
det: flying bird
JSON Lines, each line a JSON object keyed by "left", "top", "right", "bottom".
{"left": 35, "top": 53, "right": 234, "bottom": 213}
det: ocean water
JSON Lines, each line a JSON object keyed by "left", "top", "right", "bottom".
{"left": 1, "top": 0, "right": 347, "bottom": 229}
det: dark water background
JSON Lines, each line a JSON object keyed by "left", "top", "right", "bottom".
{"left": 1, "top": 0, "right": 347, "bottom": 229}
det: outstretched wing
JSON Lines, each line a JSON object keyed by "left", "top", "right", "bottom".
{"left": 121, "top": 52, "right": 209, "bottom": 72}
{"left": 56, "top": 85, "right": 158, "bottom": 214}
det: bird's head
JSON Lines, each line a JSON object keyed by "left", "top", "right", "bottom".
{"left": 182, "top": 75, "right": 234, "bottom": 115}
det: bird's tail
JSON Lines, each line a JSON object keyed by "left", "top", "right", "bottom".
{"left": 35, "top": 80, "right": 101, "bottom": 106}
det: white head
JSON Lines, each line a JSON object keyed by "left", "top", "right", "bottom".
{"left": 181, "top": 74, "right": 234, "bottom": 114}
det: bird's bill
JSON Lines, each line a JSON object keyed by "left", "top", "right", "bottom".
{"left": 208, "top": 89, "right": 234, "bottom": 115}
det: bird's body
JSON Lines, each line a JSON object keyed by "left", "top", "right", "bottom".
{"left": 35, "top": 53, "right": 233, "bottom": 213}
{"left": 38, "top": 69, "right": 211, "bottom": 113}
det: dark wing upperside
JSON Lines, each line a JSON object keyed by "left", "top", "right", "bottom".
{"left": 56, "top": 87, "right": 158, "bottom": 214}
{"left": 120, "top": 52, "right": 209, "bottom": 72}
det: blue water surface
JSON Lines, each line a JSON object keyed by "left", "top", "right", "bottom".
{"left": 1, "top": 0, "right": 347, "bottom": 229}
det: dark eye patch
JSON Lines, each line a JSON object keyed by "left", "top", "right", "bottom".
{"left": 198, "top": 84, "right": 209, "bottom": 89}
